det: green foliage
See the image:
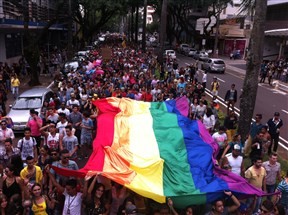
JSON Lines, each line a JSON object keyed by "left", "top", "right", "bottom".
{"left": 147, "top": 22, "right": 159, "bottom": 34}
{"left": 74, "top": 0, "right": 129, "bottom": 45}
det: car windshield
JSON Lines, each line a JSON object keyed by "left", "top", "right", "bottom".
{"left": 214, "top": 60, "right": 225, "bottom": 64}
{"left": 13, "top": 97, "right": 42, "bottom": 110}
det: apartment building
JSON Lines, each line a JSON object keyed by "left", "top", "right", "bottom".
{"left": 0, "top": 0, "right": 67, "bottom": 64}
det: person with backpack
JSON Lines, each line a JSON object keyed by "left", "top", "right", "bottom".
{"left": 17, "top": 127, "right": 37, "bottom": 162}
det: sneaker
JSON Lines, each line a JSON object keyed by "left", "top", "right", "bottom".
{"left": 78, "top": 156, "right": 83, "bottom": 160}
{"left": 85, "top": 155, "right": 88, "bottom": 159}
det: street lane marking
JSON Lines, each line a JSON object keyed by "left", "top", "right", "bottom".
{"left": 216, "top": 77, "right": 225, "bottom": 83}
{"left": 47, "top": 81, "right": 54, "bottom": 89}
{"left": 205, "top": 88, "right": 288, "bottom": 151}
{"left": 272, "top": 90, "right": 287, "bottom": 95}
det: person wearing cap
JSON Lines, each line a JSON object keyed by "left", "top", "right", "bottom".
{"left": 210, "top": 77, "right": 220, "bottom": 96}
{"left": 225, "top": 144, "right": 244, "bottom": 176}
{"left": 266, "top": 112, "right": 283, "bottom": 154}
{"left": 224, "top": 84, "right": 237, "bottom": 115}
{"left": 221, "top": 134, "right": 244, "bottom": 158}
{"left": 212, "top": 99, "right": 220, "bottom": 111}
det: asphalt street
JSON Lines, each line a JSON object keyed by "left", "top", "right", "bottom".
{"left": 8, "top": 57, "right": 288, "bottom": 162}
{"left": 177, "top": 54, "right": 288, "bottom": 158}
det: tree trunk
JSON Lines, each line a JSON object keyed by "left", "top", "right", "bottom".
{"left": 23, "top": 0, "right": 40, "bottom": 86}
{"left": 238, "top": 0, "right": 267, "bottom": 141}
{"left": 142, "top": 0, "right": 147, "bottom": 52}
{"left": 213, "top": 11, "right": 220, "bottom": 56}
{"left": 67, "top": 0, "right": 73, "bottom": 59}
{"left": 158, "top": 0, "right": 168, "bottom": 64}
{"left": 130, "top": 6, "right": 135, "bottom": 42}
{"left": 135, "top": 4, "right": 139, "bottom": 43}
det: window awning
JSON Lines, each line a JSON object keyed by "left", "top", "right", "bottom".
{"left": 265, "top": 29, "right": 288, "bottom": 37}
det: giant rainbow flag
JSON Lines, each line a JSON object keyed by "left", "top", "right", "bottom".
{"left": 53, "top": 97, "right": 265, "bottom": 208}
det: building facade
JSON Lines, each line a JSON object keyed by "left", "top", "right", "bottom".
{"left": 0, "top": 0, "right": 67, "bottom": 64}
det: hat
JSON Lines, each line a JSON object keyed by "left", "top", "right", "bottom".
{"left": 233, "top": 144, "right": 241, "bottom": 150}
{"left": 125, "top": 204, "right": 137, "bottom": 214}
{"left": 274, "top": 112, "right": 280, "bottom": 116}
{"left": 213, "top": 99, "right": 218, "bottom": 103}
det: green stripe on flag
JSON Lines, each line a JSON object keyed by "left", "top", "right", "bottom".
{"left": 150, "top": 103, "right": 198, "bottom": 199}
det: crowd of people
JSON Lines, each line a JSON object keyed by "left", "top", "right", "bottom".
{"left": 0, "top": 36, "right": 286, "bottom": 215}
{"left": 259, "top": 59, "right": 288, "bottom": 84}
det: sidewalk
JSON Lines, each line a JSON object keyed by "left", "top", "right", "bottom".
{"left": 220, "top": 56, "right": 288, "bottom": 92}
{"left": 6, "top": 74, "right": 54, "bottom": 108}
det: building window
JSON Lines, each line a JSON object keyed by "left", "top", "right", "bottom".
{"left": 5, "top": 33, "right": 22, "bottom": 58}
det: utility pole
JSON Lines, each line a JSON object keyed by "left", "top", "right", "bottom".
{"left": 142, "top": 0, "right": 147, "bottom": 52}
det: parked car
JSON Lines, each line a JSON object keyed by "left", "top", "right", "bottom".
{"left": 64, "top": 61, "right": 79, "bottom": 72}
{"left": 178, "top": 44, "right": 190, "bottom": 54}
{"left": 187, "top": 48, "right": 197, "bottom": 57}
{"left": 202, "top": 58, "right": 226, "bottom": 73}
{"left": 194, "top": 51, "right": 209, "bottom": 59}
{"left": 7, "top": 87, "right": 54, "bottom": 132}
{"left": 76, "top": 50, "right": 90, "bottom": 57}
{"left": 163, "top": 50, "right": 177, "bottom": 59}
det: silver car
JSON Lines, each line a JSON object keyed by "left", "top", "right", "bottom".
{"left": 7, "top": 87, "right": 54, "bottom": 132}
{"left": 202, "top": 58, "right": 226, "bottom": 73}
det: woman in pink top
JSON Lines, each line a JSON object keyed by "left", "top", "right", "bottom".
{"left": 26, "top": 109, "right": 43, "bottom": 150}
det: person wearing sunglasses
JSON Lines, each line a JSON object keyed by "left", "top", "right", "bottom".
{"left": 49, "top": 149, "right": 79, "bottom": 188}
{"left": 48, "top": 149, "right": 79, "bottom": 215}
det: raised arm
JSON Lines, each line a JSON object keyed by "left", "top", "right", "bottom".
{"left": 45, "top": 165, "right": 65, "bottom": 194}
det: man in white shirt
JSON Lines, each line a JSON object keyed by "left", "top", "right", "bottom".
{"left": 57, "top": 102, "right": 70, "bottom": 117}
{"left": 225, "top": 144, "right": 244, "bottom": 176}
{"left": 202, "top": 71, "right": 207, "bottom": 89}
{"left": 151, "top": 85, "right": 161, "bottom": 102}
{"left": 47, "top": 170, "right": 82, "bottom": 215}
{"left": 0, "top": 120, "right": 15, "bottom": 152}
{"left": 212, "top": 126, "right": 227, "bottom": 160}
{"left": 66, "top": 93, "right": 80, "bottom": 110}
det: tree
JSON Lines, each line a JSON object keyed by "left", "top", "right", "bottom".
{"left": 18, "top": 0, "right": 71, "bottom": 86}
{"left": 238, "top": 0, "right": 267, "bottom": 141}
{"left": 158, "top": 0, "right": 168, "bottom": 63}
{"left": 74, "top": 0, "right": 128, "bottom": 47}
